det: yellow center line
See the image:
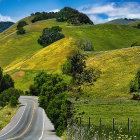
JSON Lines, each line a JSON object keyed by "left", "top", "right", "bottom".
{"left": 7, "top": 99, "right": 36, "bottom": 140}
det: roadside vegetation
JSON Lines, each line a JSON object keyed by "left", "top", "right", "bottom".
{"left": 28, "top": 72, "right": 68, "bottom": 136}
{"left": 0, "top": 67, "right": 22, "bottom": 107}
{"left": 0, "top": 67, "right": 22, "bottom": 131}
{"left": 0, "top": 105, "right": 19, "bottom": 130}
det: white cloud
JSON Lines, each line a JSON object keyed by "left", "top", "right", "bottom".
{"left": 50, "top": 9, "right": 60, "bottom": 13}
{"left": 0, "top": 14, "right": 13, "bottom": 21}
{"left": 79, "top": 2, "right": 140, "bottom": 24}
{"left": 89, "top": 15, "right": 108, "bottom": 24}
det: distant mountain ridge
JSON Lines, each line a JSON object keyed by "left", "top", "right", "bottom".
{"left": 0, "top": 21, "right": 14, "bottom": 33}
{"left": 107, "top": 18, "right": 140, "bottom": 25}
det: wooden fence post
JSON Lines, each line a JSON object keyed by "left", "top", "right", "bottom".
{"left": 128, "top": 118, "right": 130, "bottom": 132}
{"left": 113, "top": 118, "right": 115, "bottom": 130}
{"left": 100, "top": 117, "right": 102, "bottom": 129}
{"left": 89, "top": 117, "right": 90, "bottom": 127}
{"left": 80, "top": 117, "right": 81, "bottom": 125}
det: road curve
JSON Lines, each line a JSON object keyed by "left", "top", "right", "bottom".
{"left": 0, "top": 96, "right": 61, "bottom": 140}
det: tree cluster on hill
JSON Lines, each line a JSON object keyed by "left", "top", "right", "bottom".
{"left": 80, "top": 40, "right": 94, "bottom": 51}
{"left": 38, "top": 26, "right": 65, "bottom": 47}
{"left": 31, "top": 12, "right": 57, "bottom": 23}
{"left": 17, "top": 21, "right": 27, "bottom": 35}
{"left": 0, "top": 21, "right": 14, "bottom": 33}
{"left": 31, "top": 7, "right": 93, "bottom": 25}
{"left": 29, "top": 72, "right": 70, "bottom": 136}
{"left": 56, "top": 7, "right": 93, "bottom": 25}
{"left": 0, "top": 67, "right": 22, "bottom": 107}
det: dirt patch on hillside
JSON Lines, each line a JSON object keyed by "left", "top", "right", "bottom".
{"left": 11, "top": 71, "right": 25, "bottom": 80}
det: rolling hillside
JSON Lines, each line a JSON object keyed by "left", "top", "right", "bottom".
{"left": 107, "top": 18, "right": 140, "bottom": 25}
{"left": 85, "top": 47, "right": 140, "bottom": 98}
{"left": 0, "top": 17, "right": 140, "bottom": 96}
{"left": 1, "top": 18, "right": 140, "bottom": 72}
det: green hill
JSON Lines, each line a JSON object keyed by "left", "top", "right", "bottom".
{"left": 1, "top": 18, "right": 140, "bottom": 72}
{"left": 0, "top": 17, "right": 140, "bottom": 95}
{"left": 107, "top": 18, "right": 140, "bottom": 25}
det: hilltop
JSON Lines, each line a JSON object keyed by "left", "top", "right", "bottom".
{"left": 0, "top": 21, "right": 14, "bottom": 33}
{"left": 107, "top": 18, "right": 140, "bottom": 25}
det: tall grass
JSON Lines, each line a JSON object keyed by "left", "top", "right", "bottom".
{"left": 67, "top": 123, "right": 137, "bottom": 140}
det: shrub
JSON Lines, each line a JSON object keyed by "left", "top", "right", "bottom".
{"left": 0, "top": 88, "right": 22, "bottom": 107}
{"left": 0, "top": 68, "right": 14, "bottom": 93}
{"left": 1, "top": 74, "right": 14, "bottom": 92}
{"left": 130, "top": 68, "right": 140, "bottom": 93}
{"left": 31, "top": 72, "right": 68, "bottom": 136}
{"left": 29, "top": 84, "right": 40, "bottom": 96}
{"left": 10, "top": 96, "right": 18, "bottom": 107}
{"left": 46, "top": 92, "right": 67, "bottom": 136}
{"left": 17, "top": 27, "right": 26, "bottom": 35}
{"left": 51, "top": 26, "right": 62, "bottom": 32}
{"left": 137, "top": 23, "right": 140, "bottom": 29}
{"left": 62, "top": 51, "right": 100, "bottom": 85}
{"left": 17, "top": 21, "right": 28, "bottom": 29}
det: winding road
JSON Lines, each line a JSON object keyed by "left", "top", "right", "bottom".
{"left": 0, "top": 96, "right": 61, "bottom": 140}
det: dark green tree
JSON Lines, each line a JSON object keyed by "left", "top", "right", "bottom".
{"left": 17, "top": 21, "right": 28, "bottom": 29}
{"left": 137, "top": 23, "right": 140, "bottom": 29}
{"left": 1, "top": 74, "right": 14, "bottom": 92}
{"left": 63, "top": 51, "right": 87, "bottom": 79}
{"left": 10, "top": 96, "right": 18, "bottom": 107}
{"left": 62, "top": 51, "right": 100, "bottom": 85}
{"left": 38, "top": 27, "right": 64, "bottom": 47}
{"left": 29, "top": 84, "right": 40, "bottom": 96}
{"left": 0, "top": 68, "right": 14, "bottom": 93}
{"left": 0, "top": 88, "right": 22, "bottom": 107}
{"left": 51, "top": 26, "right": 62, "bottom": 32}
{"left": 17, "top": 27, "right": 26, "bottom": 35}
{"left": 130, "top": 68, "right": 140, "bottom": 92}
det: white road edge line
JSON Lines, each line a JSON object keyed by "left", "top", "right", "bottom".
{"left": 0, "top": 103, "right": 27, "bottom": 138}
{"left": 39, "top": 109, "right": 45, "bottom": 140}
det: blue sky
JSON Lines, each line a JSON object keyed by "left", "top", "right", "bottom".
{"left": 0, "top": 0, "right": 140, "bottom": 24}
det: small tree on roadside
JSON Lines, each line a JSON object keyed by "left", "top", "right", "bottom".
{"left": 0, "top": 68, "right": 14, "bottom": 93}
{"left": 10, "top": 96, "right": 18, "bottom": 107}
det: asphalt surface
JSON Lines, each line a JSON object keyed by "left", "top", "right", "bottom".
{"left": 0, "top": 96, "right": 61, "bottom": 140}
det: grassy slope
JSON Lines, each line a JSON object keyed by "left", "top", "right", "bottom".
{"left": 0, "top": 105, "right": 19, "bottom": 130}
{"left": 85, "top": 47, "right": 140, "bottom": 98}
{"left": 9, "top": 37, "right": 76, "bottom": 73}
{"left": 1, "top": 19, "right": 140, "bottom": 72}
{"left": 0, "top": 16, "right": 33, "bottom": 39}
{"left": 63, "top": 24, "right": 140, "bottom": 51}
{"left": 0, "top": 18, "right": 140, "bottom": 97}
{"left": 0, "top": 19, "right": 66, "bottom": 70}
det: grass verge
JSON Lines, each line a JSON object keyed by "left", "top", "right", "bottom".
{"left": 0, "top": 105, "right": 19, "bottom": 130}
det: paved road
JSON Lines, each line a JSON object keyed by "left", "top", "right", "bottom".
{"left": 0, "top": 96, "right": 61, "bottom": 140}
